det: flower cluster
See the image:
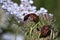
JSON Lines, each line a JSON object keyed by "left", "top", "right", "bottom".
{"left": 0, "top": 0, "right": 53, "bottom": 21}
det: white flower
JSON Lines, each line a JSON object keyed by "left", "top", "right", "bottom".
{"left": 20, "top": 4, "right": 24, "bottom": 7}
{"left": 20, "top": 16, "right": 24, "bottom": 21}
{"left": 36, "top": 10, "right": 41, "bottom": 15}
{"left": 49, "top": 13, "right": 53, "bottom": 17}
{"left": 7, "top": 0, "right": 12, "bottom": 3}
{"left": 13, "top": 11, "right": 17, "bottom": 14}
{"left": 40, "top": 7, "right": 45, "bottom": 10}
{"left": 0, "top": 0, "right": 6, "bottom": 3}
{"left": 21, "top": 0, "right": 29, "bottom": 2}
{"left": 7, "top": 7, "right": 12, "bottom": 11}
{"left": 20, "top": 11, "right": 28, "bottom": 16}
{"left": 29, "top": 0, "right": 33, "bottom": 4}
{"left": 32, "top": 6, "right": 36, "bottom": 10}
{"left": 13, "top": 3, "right": 18, "bottom": 7}
{"left": 2, "top": 2, "right": 7, "bottom": 5}
{"left": 29, "top": 11, "right": 35, "bottom": 14}
{"left": 28, "top": 6, "right": 35, "bottom": 11}
{"left": 44, "top": 9, "right": 48, "bottom": 13}
{"left": 16, "top": 7, "right": 21, "bottom": 12}
{"left": 0, "top": 0, "right": 3, "bottom": 3}
{"left": 21, "top": 2, "right": 30, "bottom": 7}
{"left": 10, "top": 11, "right": 13, "bottom": 14}
{"left": 40, "top": 8, "right": 45, "bottom": 13}
{"left": 40, "top": 7, "right": 48, "bottom": 13}
{"left": 20, "top": 7, "right": 26, "bottom": 11}
{"left": 2, "top": 5, "right": 7, "bottom": 9}
{"left": 16, "top": 12, "right": 21, "bottom": 16}
{"left": 27, "top": 5, "right": 31, "bottom": 9}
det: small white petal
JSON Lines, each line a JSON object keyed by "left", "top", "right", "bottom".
{"left": 10, "top": 12, "right": 13, "bottom": 14}
{"left": 20, "top": 16, "right": 24, "bottom": 21}
{"left": 35, "top": 11, "right": 41, "bottom": 15}
{"left": 49, "top": 13, "right": 53, "bottom": 16}
{"left": 36, "top": 11, "right": 41, "bottom": 14}
{"left": 13, "top": 3, "right": 18, "bottom": 7}
{"left": 7, "top": 1, "right": 14, "bottom": 5}
{"left": 20, "top": 0, "right": 24, "bottom": 2}
{"left": 21, "top": 11, "right": 28, "bottom": 16}
{"left": 13, "top": 11, "right": 17, "bottom": 14}
{"left": 7, "top": 7, "right": 11, "bottom": 12}
{"left": 40, "top": 7, "right": 45, "bottom": 11}
{"left": 44, "top": 9, "right": 48, "bottom": 12}
{"left": 2, "top": 5, "right": 6, "bottom": 9}
{"left": 2, "top": 5, "right": 5, "bottom": 8}
{"left": 32, "top": 6, "right": 36, "bottom": 10}
{"left": 29, "top": 0, "right": 33, "bottom": 4}
{"left": 2, "top": 2, "right": 7, "bottom": 5}
{"left": 29, "top": 11, "right": 35, "bottom": 13}
{"left": 20, "top": 4, "right": 24, "bottom": 7}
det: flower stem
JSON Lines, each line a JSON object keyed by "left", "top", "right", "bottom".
{"left": 29, "top": 22, "right": 40, "bottom": 35}
{"left": 15, "top": 27, "right": 20, "bottom": 40}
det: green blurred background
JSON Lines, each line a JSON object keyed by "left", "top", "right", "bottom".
{"left": 12, "top": 0, "right": 60, "bottom": 29}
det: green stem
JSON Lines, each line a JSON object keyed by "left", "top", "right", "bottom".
{"left": 29, "top": 22, "right": 40, "bottom": 35}
{"left": 50, "top": 30, "right": 53, "bottom": 40}
{"left": 38, "top": 33, "right": 41, "bottom": 40}
{"left": 15, "top": 27, "right": 20, "bottom": 40}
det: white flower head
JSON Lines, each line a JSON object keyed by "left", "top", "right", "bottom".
{"left": 2, "top": 5, "right": 7, "bottom": 9}
{"left": 32, "top": 6, "right": 36, "bottom": 10}
{"left": 36, "top": 10, "right": 41, "bottom": 15}
{"left": 44, "top": 9, "right": 48, "bottom": 13}
{"left": 20, "top": 4, "right": 24, "bottom": 7}
{"left": 40, "top": 7, "right": 48, "bottom": 13}
{"left": 40, "top": 7, "right": 45, "bottom": 10}
{"left": 29, "top": 0, "right": 33, "bottom": 4}
{"left": 49, "top": 13, "right": 53, "bottom": 17}
{"left": 0, "top": 0, "right": 53, "bottom": 22}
